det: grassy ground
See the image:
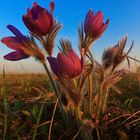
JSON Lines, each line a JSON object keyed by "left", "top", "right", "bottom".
{"left": 0, "top": 74, "right": 58, "bottom": 104}
{"left": 0, "top": 73, "right": 140, "bottom": 139}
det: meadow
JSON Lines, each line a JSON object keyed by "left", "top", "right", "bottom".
{"left": 0, "top": 73, "right": 140, "bottom": 140}
{"left": 1, "top": 1, "right": 140, "bottom": 139}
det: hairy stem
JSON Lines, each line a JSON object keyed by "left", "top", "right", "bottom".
{"left": 42, "top": 62, "right": 60, "bottom": 97}
{"left": 96, "top": 82, "right": 103, "bottom": 119}
{"left": 102, "top": 87, "right": 110, "bottom": 113}
{"left": 88, "top": 74, "right": 93, "bottom": 115}
{"left": 41, "top": 61, "right": 70, "bottom": 128}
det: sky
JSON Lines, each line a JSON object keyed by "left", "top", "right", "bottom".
{"left": 0, "top": 0, "right": 140, "bottom": 73}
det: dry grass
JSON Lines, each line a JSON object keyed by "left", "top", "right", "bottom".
{"left": 0, "top": 73, "right": 140, "bottom": 140}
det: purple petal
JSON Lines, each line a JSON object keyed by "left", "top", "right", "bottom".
{"left": 30, "top": 2, "right": 44, "bottom": 20}
{"left": 97, "top": 18, "right": 109, "bottom": 35}
{"left": 27, "top": 8, "right": 32, "bottom": 18}
{"left": 57, "top": 53, "right": 76, "bottom": 78}
{"left": 84, "top": 10, "right": 93, "bottom": 32}
{"left": 68, "top": 49, "right": 81, "bottom": 63}
{"left": 37, "top": 10, "right": 53, "bottom": 34}
{"left": 4, "top": 51, "right": 29, "bottom": 61}
{"left": 1, "top": 37, "right": 24, "bottom": 50}
{"left": 7, "top": 25, "right": 26, "bottom": 39}
{"left": 22, "top": 15, "right": 44, "bottom": 35}
{"left": 67, "top": 49, "right": 82, "bottom": 73}
{"left": 47, "top": 57, "right": 60, "bottom": 76}
{"left": 91, "top": 11, "right": 104, "bottom": 29}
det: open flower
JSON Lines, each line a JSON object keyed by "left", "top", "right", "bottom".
{"left": 1, "top": 25, "right": 45, "bottom": 61}
{"left": 1, "top": 25, "right": 29, "bottom": 61}
{"left": 84, "top": 10, "right": 109, "bottom": 40}
{"left": 22, "top": 2, "right": 54, "bottom": 36}
{"left": 47, "top": 49, "right": 83, "bottom": 78}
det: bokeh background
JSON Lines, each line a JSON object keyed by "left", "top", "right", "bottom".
{"left": 0, "top": 0, "right": 140, "bottom": 73}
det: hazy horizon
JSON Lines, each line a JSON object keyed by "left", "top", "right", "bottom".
{"left": 0, "top": 0, "right": 140, "bottom": 73}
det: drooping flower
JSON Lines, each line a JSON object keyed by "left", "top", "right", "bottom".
{"left": 22, "top": 2, "right": 54, "bottom": 36}
{"left": 1, "top": 25, "right": 45, "bottom": 61}
{"left": 84, "top": 10, "right": 109, "bottom": 40}
{"left": 102, "top": 45, "right": 119, "bottom": 70}
{"left": 47, "top": 48, "right": 83, "bottom": 78}
{"left": 102, "top": 36, "right": 128, "bottom": 70}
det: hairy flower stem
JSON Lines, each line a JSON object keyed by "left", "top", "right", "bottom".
{"left": 75, "top": 107, "right": 82, "bottom": 121}
{"left": 96, "top": 82, "right": 103, "bottom": 119}
{"left": 41, "top": 61, "right": 70, "bottom": 127}
{"left": 88, "top": 74, "right": 93, "bottom": 115}
{"left": 102, "top": 87, "right": 110, "bottom": 113}
{"left": 74, "top": 107, "right": 82, "bottom": 135}
{"left": 42, "top": 61, "right": 60, "bottom": 97}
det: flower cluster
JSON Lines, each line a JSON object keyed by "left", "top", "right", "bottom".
{"left": 1, "top": 1, "right": 139, "bottom": 139}
{"left": 2, "top": 1, "right": 59, "bottom": 62}
{"left": 1, "top": 1, "right": 110, "bottom": 78}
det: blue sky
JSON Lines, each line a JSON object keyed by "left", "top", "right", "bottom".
{"left": 0, "top": 0, "right": 140, "bottom": 73}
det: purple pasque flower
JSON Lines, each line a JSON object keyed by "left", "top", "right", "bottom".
{"left": 22, "top": 2, "right": 54, "bottom": 36}
{"left": 47, "top": 49, "right": 83, "bottom": 78}
{"left": 102, "top": 36, "right": 128, "bottom": 70}
{"left": 1, "top": 25, "right": 29, "bottom": 61}
{"left": 84, "top": 10, "right": 109, "bottom": 40}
